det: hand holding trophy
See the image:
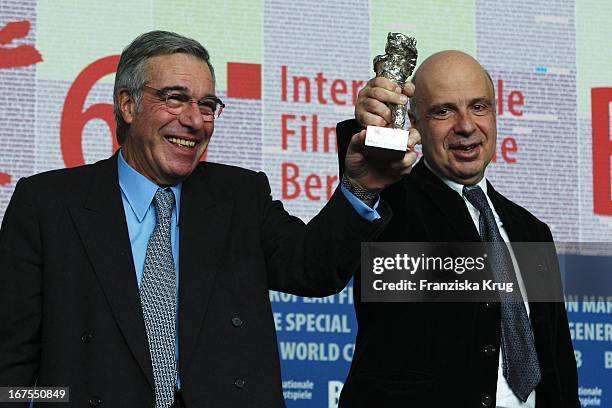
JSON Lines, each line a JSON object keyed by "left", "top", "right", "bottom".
{"left": 364, "top": 33, "right": 418, "bottom": 159}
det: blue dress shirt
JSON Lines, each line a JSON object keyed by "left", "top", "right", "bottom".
{"left": 117, "top": 151, "right": 181, "bottom": 285}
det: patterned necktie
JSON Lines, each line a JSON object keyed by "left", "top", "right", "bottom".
{"left": 463, "top": 185, "right": 541, "bottom": 402}
{"left": 140, "top": 189, "right": 177, "bottom": 408}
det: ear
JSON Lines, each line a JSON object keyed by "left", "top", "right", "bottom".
{"left": 117, "top": 89, "right": 136, "bottom": 125}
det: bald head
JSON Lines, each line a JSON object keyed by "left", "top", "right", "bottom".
{"left": 409, "top": 51, "right": 495, "bottom": 120}
{"left": 406, "top": 50, "right": 498, "bottom": 185}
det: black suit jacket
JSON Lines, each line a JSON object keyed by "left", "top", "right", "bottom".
{"left": 0, "top": 154, "right": 390, "bottom": 407}
{"left": 336, "top": 119, "right": 579, "bottom": 408}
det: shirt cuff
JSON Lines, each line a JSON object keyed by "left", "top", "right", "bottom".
{"left": 340, "top": 185, "right": 381, "bottom": 221}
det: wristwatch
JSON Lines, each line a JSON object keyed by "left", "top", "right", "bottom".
{"left": 341, "top": 174, "right": 378, "bottom": 206}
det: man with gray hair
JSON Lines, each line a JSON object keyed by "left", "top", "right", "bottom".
{"left": 0, "top": 31, "right": 408, "bottom": 407}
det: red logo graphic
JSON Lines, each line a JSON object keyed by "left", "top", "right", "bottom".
{"left": 592, "top": 87, "right": 612, "bottom": 216}
{"left": 227, "top": 62, "right": 261, "bottom": 100}
{"left": 0, "top": 20, "right": 42, "bottom": 69}
{"left": 0, "top": 172, "right": 11, "bottom": 186}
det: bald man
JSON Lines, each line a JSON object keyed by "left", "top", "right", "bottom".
{"left": 336, "top": 51, "right": 579, "bottom": 408}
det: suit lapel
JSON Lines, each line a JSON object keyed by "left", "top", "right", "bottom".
{"left": 486, "top": 182, "right": 529, "bottom": 243}
{"left": 68, "top": 155, "right": 154, "bottom": 390}
{"left": 178, "top": 164, "right": 233, "bottom": 374}
{"left": 411, "top": 161, "right": 481, "bottom": 241}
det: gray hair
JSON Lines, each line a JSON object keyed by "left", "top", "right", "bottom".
{"left": 113, "top": 30, "right": 215, "bottom": 144}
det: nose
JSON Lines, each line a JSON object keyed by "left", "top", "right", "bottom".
{"left": 178, "top": 101, "right": 205, "bottom": 130}
{"left": 453, "top": 110, "right": 476, "bottom": 136}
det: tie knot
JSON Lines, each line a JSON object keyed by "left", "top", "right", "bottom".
{"left": 154, "top": 188, "right": 175, "bottom": 221}
{"left": 462, "top": 185, "right": 490, "bottom": 213}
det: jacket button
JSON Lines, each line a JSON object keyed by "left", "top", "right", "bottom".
{"left": 231, "top": 317, "right": 243, "bottom": 327}
{"left": 481, "top": 394, "right": 492, "bottom": 407}
{"left": 234, "top": 378, "right": 246, "bottom": 389}
{"left": 483, "top": 345, "right": 496, "bottom": 357}
{"left": 81, "top": 331, "right": 93, "bottom": 343}
{"left": 537, "top": 264, "right": 545, "bottom": 272}
{"left": 89, "top": 397, "right": 101, "bottom": 407}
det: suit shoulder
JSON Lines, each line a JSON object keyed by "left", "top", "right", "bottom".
{"left": 187, "top": 162, "right": 274, "bottom": 212}
{"left": 194, "top": 161, "right": 268, "bottom": 195}
{"left": 493, "top": 190, "right": 538, "bottom": 219}
{"left": 491, "top": 188, "right": 550, "bottom": 232}
{"left": 14, "top": 159, "right": 106, "bottom": 195}
{"left": 197, "top": 161, "right": 260, "bottom": 179}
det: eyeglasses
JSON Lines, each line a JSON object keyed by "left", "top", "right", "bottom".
{"left": 142, "top": 85, "right": 225, "bottom": 122}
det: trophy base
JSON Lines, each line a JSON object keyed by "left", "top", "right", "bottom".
{"left": 364, "top": 125, "right": 409, "bottom": 160}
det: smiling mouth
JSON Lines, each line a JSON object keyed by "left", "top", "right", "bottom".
{"left": 167, "top": 136, "right": 197, "bottom": 148}
{"left": 451, "top": 143, "right": 479, "bottom": 152}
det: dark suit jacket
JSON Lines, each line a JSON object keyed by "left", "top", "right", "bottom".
{"left": 0, "top": 154, "right": 390, "bottom": 407}
{"left": 336, "top": 119, "right": 579, "bottom": 408}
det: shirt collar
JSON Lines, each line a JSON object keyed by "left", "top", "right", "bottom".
{"left": 117, "top": 150, "right": 182, "bottom": 224}
{"left": 423, "top": 158, "right": 488, "bottom": 197}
